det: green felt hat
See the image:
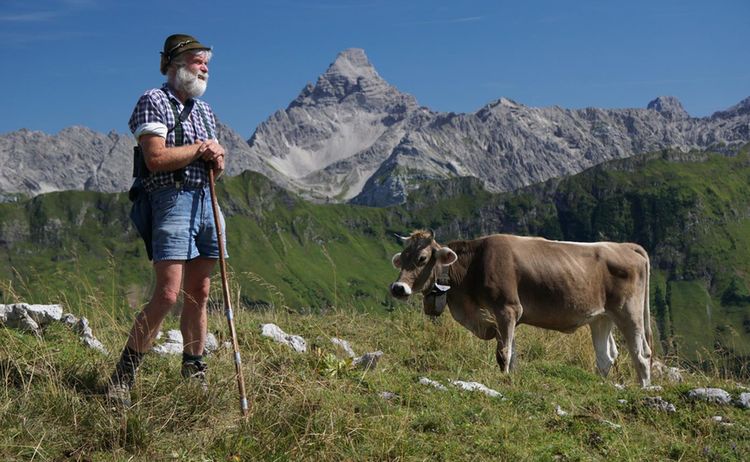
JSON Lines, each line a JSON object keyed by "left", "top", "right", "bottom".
{"left": 160, "top": 34, "right": 211, "bottom": 74}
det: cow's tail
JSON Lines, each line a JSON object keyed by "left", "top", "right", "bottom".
{"left": 639, "top": 246, "right": 654, "bottom": 369}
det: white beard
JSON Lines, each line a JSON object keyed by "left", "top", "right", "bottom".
{"left": 173, "top": 66, "right": 208, "bottom": 99}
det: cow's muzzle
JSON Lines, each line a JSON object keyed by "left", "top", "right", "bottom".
{"left": 390, "top": 282, "right": 412, "bottom": 300}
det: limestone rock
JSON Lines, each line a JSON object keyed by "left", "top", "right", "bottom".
{"left": 449, "top": 380, "right": 503, "bottom": 398}
{"left": 0, "top": 304, "right": 63, "bottom": 329}
{"left": 151, "top": 329, "right": 220, "bottom": 356}
{"left": 18, "top": 304, "right": 63, "bottom": 325}
{"left": 419, "top": 377, "right": 447, "bottom": 391}
{"left": 0, "top": 304, "right": 12, "bottom": 323}
{"left": 652, "top": 360, "right": 684, "bottom": 383}
{"left": 353, "top": 351, "right": 383, "bottom": 370}
{"left": 73, "top": 317, "right": 108, "bottom": 354}
{"left": 330, "top": 337, "right": 356, "bottom": 358}
{"left": 736, "top": 392, "right": 750, "bottom": 409}
{"left": 643, "top": 396, "right": 676, "bottom": 413}
{"left": 60, "top": 313, "right": 78, "bottom": 328}
{"left": 687, "top": 388, "right": 732, "bottom": 405}
{"left": 152, "top": 330, "right": 185, "bottom": 356}
{"left": 379, "top": 391, "right": 398, "bottom": 400}
{"left": 0, "top": 304, "right": 107, "bottom": 353}
{"left": 261, "top": 323, "right": 307, "bottom": 352}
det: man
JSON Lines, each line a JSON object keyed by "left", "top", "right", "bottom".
{"left": 108, "top": 34, "right": 227, "bottom": 407}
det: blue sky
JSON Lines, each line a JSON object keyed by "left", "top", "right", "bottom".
{"left": 2, "top": 0, "right": 748, "bottom": 137}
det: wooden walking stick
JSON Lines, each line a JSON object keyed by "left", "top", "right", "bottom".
{"left": 208, "top": 167, "right": 249, "bottom": 417}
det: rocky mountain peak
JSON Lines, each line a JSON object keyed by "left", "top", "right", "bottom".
{"left": 3, "top": 47, "right": 750, "bottom": 207}
{"left": 647, "top": 96, "right": 690, "bottom": 120}
{"left": 475, "top": 97, "right": 524, "bottom": 121}
{"left": 711, "top": 96, "right": 750, "bottom": 120}
{"left": 290, "top": 48, "right": 416, "bottom": 111}
{"left": 326, "top": 48, "right": 378, "bottom": 81}
{"left": 736, "top": 96, "right": 750, "bottom": 110}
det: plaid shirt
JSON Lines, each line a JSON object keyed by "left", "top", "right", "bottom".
{"left": 128, "top": 83, "right": 217, "bottom": 192}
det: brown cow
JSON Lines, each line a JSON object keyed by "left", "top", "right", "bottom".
{"left": 389, "top": 229, "right": 653, "bottom": 387}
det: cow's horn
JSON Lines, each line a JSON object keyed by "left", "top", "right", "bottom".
{"left": 428, "top": 228, "right": 436, "bottom": 240}
{"left": 394, "top": 233, "right": 409, "bottom": 241}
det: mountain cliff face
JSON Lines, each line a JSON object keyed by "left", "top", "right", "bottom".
{"left": 353, "top": 95, "right": 750, "bottom": 205}
{"left": 2, "top": 48, "right": 750, "bottom": 205}
{"left": 245, "top": 49, "right": 750, "bottom": 206}
{"left": 0, "top": 122, "right": 262, "bottom": 199}
{"left": 247, "top": 48, "right": 421, "bottom": 202}
{"left": 0, "top": 127, "right": 133, "bottom": 197}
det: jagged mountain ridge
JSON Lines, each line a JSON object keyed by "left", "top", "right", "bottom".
{"left": 2, "top": 48, "right": 749, "bottom": 205}
{"left": 247, "top": 49, "right": 750, "bottom": 205}
{"left": 0, "top": 127, "right": 133, "bottom": 196}
{"left": 0, "top": 122, "right": 264, "bottom": 199}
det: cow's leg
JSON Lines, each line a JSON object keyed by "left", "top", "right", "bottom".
{"left": 612, "top": 302, "right": 652, "bottom": 387}
{"left": 589, "top": 316, "right": 618, "bottom": 377}
{"left": 494, "top": 305, "right": 519, "bottom": 373}
{"left": 508, "top": 337, "right": 518, "bottom": 371}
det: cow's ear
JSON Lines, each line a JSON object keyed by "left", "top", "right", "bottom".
{"left": 392, "top": 252, "right": 403, "bottom": 269}
{"left": 437, "top": 247, "right": 458, "bottom": 266}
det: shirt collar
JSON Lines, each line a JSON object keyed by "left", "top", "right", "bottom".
{"left": 161, "top": 83, "right": 186, "bottom": 109}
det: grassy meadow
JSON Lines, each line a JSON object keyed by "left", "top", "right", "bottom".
{"left": 3, "top": 146, "right": 750, "bottom": 459}
{"left": 4, "top": 147, "right": 750, "bottom": 364}
{"left": 1, "top": 270, "right": 749, "bottom": 461}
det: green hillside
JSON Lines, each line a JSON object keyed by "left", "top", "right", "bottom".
{"left": 2, "top": 301, "right": 749, "bottom": 461}
{"left": 2, "top": 145, "right": 750, "bottom": 369}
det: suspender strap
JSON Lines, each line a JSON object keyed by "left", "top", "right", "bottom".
{"left": 196, "top": 104, "right": 216, "bottom": 174}
{"left": 165, "top": 99, "right": 188, "bottom": 146}
{"left": 197, "top": 104, "right": 213, "bottom": 139}
{"left": 162, "top": 91, "right": 195, "bottom": 184}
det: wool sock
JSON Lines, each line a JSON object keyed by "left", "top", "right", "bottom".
{"left": 182, "top": 351, "right": 203, "bottom": 364}
{"left": 112, "top": 346, "right": 145, "bottom": 387}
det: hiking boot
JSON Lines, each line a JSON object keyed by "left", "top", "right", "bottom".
{"left": 181, "top": 360, "right": 208, "bottom": 391}
{"left": 106, "top": 380, "right": 133, "bottom": 409}
{"left": 107, "top": 346, "right": 143, "bottom": 409}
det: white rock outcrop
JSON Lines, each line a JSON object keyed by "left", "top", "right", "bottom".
{"left": 735, "top": 392, "right": 750, "bottom": 409}
{"left": 652, "top": 360, "right": 684, "bottom": 383}
{"left": 0, "top": 304, "right": 107, "bottom": 353}
{"left": 330, "top": 337, "right": 356, "bottom": 358}
{"left": 450, "top": 380, "right": 503, "bottom": 398}
{"left": 151, "top": 329, "right": 221, "bottom": 356}
{"left": 0, "top": 303, "right": 63, "bottom": 333}
{"left": 643, "top": 396, "right": 677, "bottom": 413}
{"left": 261, "top": 323, "right": 307, "bottom": 352}
{"left": 419, "top": 377, "right": 448, "bottom": 391}
{"left": 687, "top": 388, "right": 732, "bottom": 405}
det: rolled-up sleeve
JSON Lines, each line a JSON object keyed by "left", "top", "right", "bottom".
{"left": 133, "top": 122, "right": 168, "bottom": 140}
{"left": 129, "top": 91, "right": 168, "bottom": 138}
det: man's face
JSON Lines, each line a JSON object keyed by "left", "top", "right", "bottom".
{"left": 172, "top": 52, "right": 210, "bottom": 98}
{"left": 184, "top": 53, "right": 209, "bottom": 82}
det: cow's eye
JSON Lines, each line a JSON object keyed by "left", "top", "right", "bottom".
{"left": 418, "top": 255, "right": 428, "bottom": 265}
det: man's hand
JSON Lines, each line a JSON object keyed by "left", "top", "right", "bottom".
{"left": 197, "top": 139, "right": 225, "bottom": 173}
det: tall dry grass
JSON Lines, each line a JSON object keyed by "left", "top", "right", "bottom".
{"left": 1, "top": 270, "right": 749, "bottom": 461}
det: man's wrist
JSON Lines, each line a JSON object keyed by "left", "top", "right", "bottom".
{"left": 193, "top": 142, "right": 204, "bottom": 161}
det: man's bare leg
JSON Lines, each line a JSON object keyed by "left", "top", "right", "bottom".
{"left": 128, "top": 260, "right": 185, "bottom": 352}
{"left": 180, "top": 257, "right": 216, "bottom": 356}
{"left": 108, "top": 261, "right": 184, "bottom": 405}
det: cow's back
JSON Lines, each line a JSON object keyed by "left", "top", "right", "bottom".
{"left": 484, "top": 235, "right": 647, "bottom": 332}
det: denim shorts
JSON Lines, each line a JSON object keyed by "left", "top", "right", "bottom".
{"left": 150, "top": 185, "right": 228, "bottom": 262}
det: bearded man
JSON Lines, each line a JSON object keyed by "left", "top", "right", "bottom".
{"left": 108, "top": 34, "right": 227, "bottom": 407}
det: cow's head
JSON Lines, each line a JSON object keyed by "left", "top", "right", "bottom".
{"left": 389, "top": 229, "right": 458, "bottom": 315}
